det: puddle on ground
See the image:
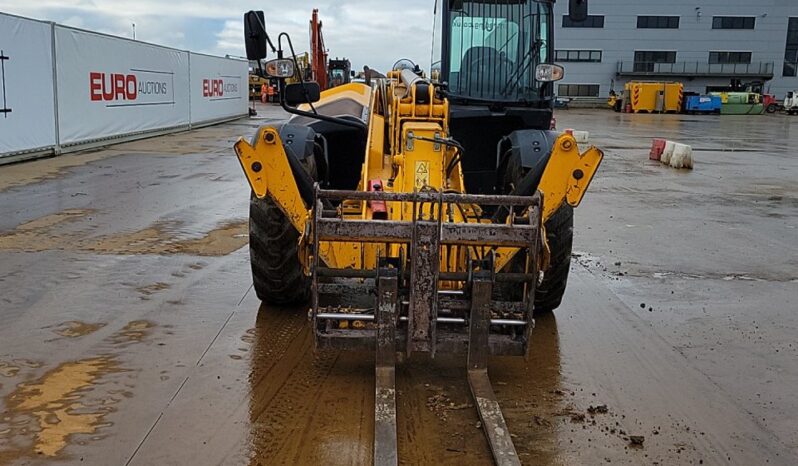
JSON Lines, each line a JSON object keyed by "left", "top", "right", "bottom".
{"left": 0, "top": 360, "right": 41, "bottom": 378}
{"left": 0, "top": 320, "right": 159, "bottom": 460}
{"left": 49, "top": 321, "right": 106, "bottom": 338}
{"left": 0, "top": 361, "right": 20, "bottom": 378}
{"left": 0, "top": 356, "right": 120, "bottom": 457}
{"left": 0, "top": 209, "right": 247, "bottom": 257}
{"left": 13, "top": 209, "right": 92, "bottom": 232}
{"left": 106, "top": 320, "right": 155, "bottom": 345}
{"left": 136, "top": 282, "right": 171, "bottom": 296}
{"left": 0, "top": 153, "right": 118, "bottom": 193}
{"left": 173, "top": 221, "right": 248, "bottom": 256}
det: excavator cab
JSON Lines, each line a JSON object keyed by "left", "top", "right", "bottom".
{"left": 328, "top": 58, "right": 352, "bottom": 88}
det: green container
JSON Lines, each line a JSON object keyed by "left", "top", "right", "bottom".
{"left": 711, "top": 92, "right": 764, "bottom": 115}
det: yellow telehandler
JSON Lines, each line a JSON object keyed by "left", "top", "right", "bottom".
{"left": 238, "top": 1, "right": 601, "bottom": 464}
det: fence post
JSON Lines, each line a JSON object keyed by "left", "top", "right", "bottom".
{"left": 50, "top": 22, "right": 61, "bottom": 155}
{"left": 187, "top": 52, "right": 192, "bottom": 130}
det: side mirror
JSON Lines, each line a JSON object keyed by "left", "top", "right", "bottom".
{"left": 535, "top": 64, "right": 565, "bottom": 82}
{"left": 285, "top": 82, "right": 321, "bottom": 106}
{"left": 265, "top": 58, "right": 296, "bottom": 79}
{"left": 244, "top": 11, "right": 268, "bottom": 60}
{"left": 350, "top": 70, "right": 356, "bottom": 78}
{"left": 568, "top": 0, "right": 588, "bottom": 23}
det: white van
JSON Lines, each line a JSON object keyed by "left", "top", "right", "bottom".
{"left": 784, "top": 91, "right": 798, "bottom": 115}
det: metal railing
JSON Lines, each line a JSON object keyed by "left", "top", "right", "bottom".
{"left": 617, "top": 61, "right": 774, "bottom": 78}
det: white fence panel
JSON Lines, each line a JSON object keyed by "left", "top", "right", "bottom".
{"left": 55, "top": 26, "right": 190, "bottom": 145}
{"left": 189, "top": 53, "right": 248, "bottom": 124}
{"left": 0, "top": 13, "right": 57, "bottom": 157}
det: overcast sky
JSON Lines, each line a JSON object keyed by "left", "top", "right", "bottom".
{"left": 0, "top": 0, "right": 438, "bottom": 71}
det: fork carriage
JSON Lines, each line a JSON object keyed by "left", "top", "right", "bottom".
{"left": 310, "top": 187, "right": 543, "bottom": 358}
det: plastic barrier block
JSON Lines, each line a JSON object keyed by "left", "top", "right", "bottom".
{"left": 670, "top": 143, "right": 694, "bottom": 169}
{"left": 649, "top": 138, "right": 666, "bottom": 161}
{"left": 661, "top": 140, "right": 676, "bottom": 165}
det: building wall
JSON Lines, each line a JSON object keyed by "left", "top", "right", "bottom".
{"left": 553, "top": 0, "right": 798, "bottom": 99}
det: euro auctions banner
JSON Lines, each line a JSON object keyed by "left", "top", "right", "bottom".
{"left": 189, "top": 53, "right": 248, "bottom": 124}
{"left": 0, "top": 13, "right": 57, "bottom": 157}
{"left": 55, "top": 26, "right": 189, "bottom": 145}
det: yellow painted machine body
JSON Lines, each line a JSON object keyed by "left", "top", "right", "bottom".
{"left": 249, "top": 74, "right": 268, "bottom": 98}
{"left": 234, "top": 73, "right": 603, "bottom": 280}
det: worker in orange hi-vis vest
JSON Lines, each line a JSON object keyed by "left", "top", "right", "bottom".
{"left": 260, "top": 83, "right": 268, "bottom": 104}
{"left": 267, "top": 83, "right": 277, "bottom": 103}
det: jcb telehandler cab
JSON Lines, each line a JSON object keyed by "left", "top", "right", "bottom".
{"left": 237, "top": 1, "right": 599, "bottom": 464}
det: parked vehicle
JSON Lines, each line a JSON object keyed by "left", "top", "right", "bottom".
{"left": 763, "top": 94, "right": 781, "bottom": 113}
{"left": 784, "top": 91, "right": 798, "bottom": 115}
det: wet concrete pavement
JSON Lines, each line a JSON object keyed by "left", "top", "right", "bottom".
{"left": 0, "top": 104, "right": 796, "bottom": 465}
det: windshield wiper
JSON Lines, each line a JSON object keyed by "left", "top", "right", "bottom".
{"left": 501, "top": 37, "right": 542, "bottom": 97}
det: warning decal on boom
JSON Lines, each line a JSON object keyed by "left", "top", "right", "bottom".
{"left": 414, "top": 161, "right": 429, "bottom": 189}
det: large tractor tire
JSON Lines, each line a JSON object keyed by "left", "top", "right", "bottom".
{"left": 534, "top": 204, "right": 574, "bottom": 312}
{"left": 249, "top": 149, "right": 317, "bottom": 306}
{"left": 249, "top": 196, "right": 310, "bottom": 305}
{"left": 498, "top": 146, "right": 574, "bottom": 313}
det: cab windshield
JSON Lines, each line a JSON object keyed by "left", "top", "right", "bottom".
{"left": 444, "top": 0, "right": 549, "bottom": 103}
{"left": 330, "top": 68, "right": 346, "bottom": 87}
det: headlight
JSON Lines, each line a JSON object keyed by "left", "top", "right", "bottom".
{"left": 265, "top": 59, "right": 295, "bottom": 79}
{"left": 535, "top": 64, "right": 565, "bottom": 82}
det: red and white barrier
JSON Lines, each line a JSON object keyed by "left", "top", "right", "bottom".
{"left": 564, "top": 129, "right": 590, "bottom": 144}
{"left": 651, "top": 138, "right": 693, "bottom": 169}
{"left": 649, "top": 138, "right": 666, "bottom": 161}
{"left": 670, "top": 143, "right": 694, "bottom": 169}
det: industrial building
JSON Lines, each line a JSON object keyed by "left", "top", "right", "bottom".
{"left": 553, "top": 0, "right": 798, "bottom": 99}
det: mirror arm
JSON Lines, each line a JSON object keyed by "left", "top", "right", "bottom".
{"left": 279, "top": 32, "right": 319, "bottom": 115}
{"left": 251, "top": 13, "right": 276, "bottom": 54}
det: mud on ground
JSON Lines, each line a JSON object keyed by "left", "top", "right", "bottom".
{"left": 1, "top": 104, "right": 797, "bottom": 465}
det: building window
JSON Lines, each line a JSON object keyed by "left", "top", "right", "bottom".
{"left": 784, "top": 18, "right": 798, "bottom": 77}
{"left": 562, "top": 15, "right": 604, "bottom": 28}
{"left": 555, "top": 50, "right": 602, "bottom": 63}
{"left": 637, "top": 16, "right": 679, "bottom": 29}
{"left": 712, "top": 16, "right": 755, "bottom": 30}
{"left": 558, "top": 84, "right": 600, "bottom": 97}
{"left": 709, "top": 51, "right": 752, "bottom": 64}
{"left": 633, "top": 51, "right": 676, "bottom": 72}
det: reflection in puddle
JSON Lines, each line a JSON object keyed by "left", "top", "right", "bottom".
{"left": 0, "top": 361, "right": 20, "bottom": 378}
{"left": 107, "top": 320, "right": 155, "bottom": 345}
{"left": 0, "top": 359, "right": 41, "bottom": 378}
{"left": 1, "top": 357, "right": 120, "bottom": 457}
{"left": 0, "top": 319, "right": 157, "bottom": 460}
{"left": 50, "top": 321, "right": 106, "bottom": 338}
{"left": 136, "top": 282, "right": 171, "bottom": 298}
{"left": 0, "top": 208, "right": 247, "bottom": 257}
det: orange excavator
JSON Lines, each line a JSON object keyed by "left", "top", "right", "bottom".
{"left": 310, "top": 9, "right": 328, "bottom": 90}
{"left": 310, "top": 9, "right": 351, "bottom": 90}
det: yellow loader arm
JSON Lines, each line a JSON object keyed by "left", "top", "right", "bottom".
{"left": 539, "top": 135, "right": 604, "bottom": 222}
